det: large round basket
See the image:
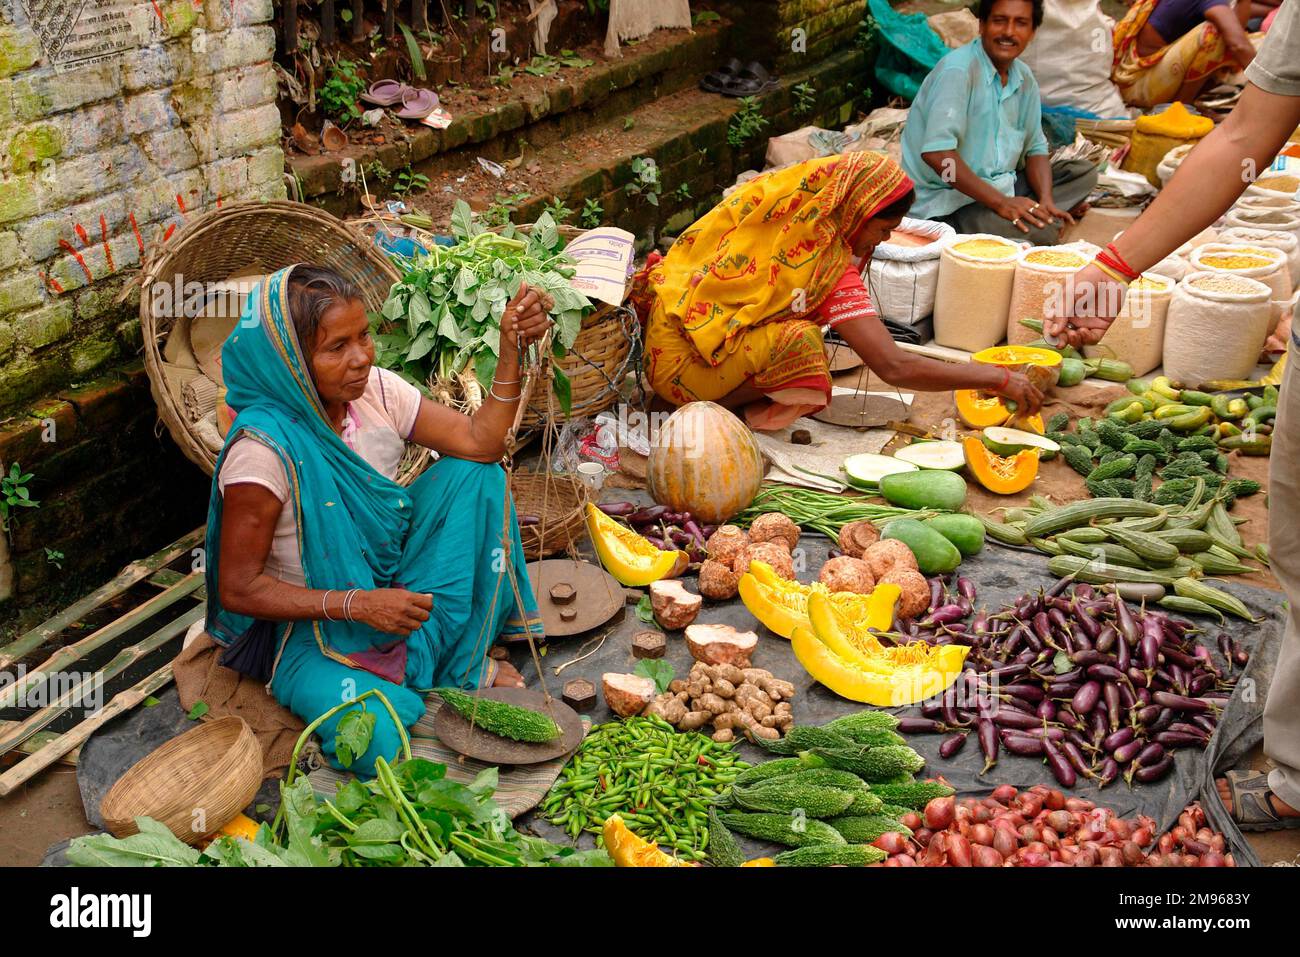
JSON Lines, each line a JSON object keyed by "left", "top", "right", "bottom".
{"left": 139, "top": 200, "right": 402, "bottom": 476}
{"left": 100, "top": 716, "right": 262, "bottom": 844}
{"left": 511, "top": 471, "right": 589, "bottom": 559}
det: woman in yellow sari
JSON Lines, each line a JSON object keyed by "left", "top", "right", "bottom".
{"left": 632, "top": 152, "right": 1042, "bottom": 430}
{"left": 1112, "top": 0, "right": 1257, "bottom": 108}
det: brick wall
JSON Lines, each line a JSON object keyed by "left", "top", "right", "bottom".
{"left": 712, "top": 0, "right": 867, "bottom": 72}
{"left": 0, "top": 0, "right": 286, "bottom": 619}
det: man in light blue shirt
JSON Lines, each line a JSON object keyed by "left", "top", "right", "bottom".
{"left": 901, "top": 0, "right": 1098, "bottom": 244}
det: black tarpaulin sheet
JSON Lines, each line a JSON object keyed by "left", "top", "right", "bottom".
{"left": 515, "top": 525, "right": 1283, "bottom": 865}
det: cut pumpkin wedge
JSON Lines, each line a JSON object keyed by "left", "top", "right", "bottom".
{"left": 739, "top": 562, "right": 900, "bottom": 640}
{"left": 794, "top": 592, "right": 968, "bottom": 706}
{"left": 954, "top": 389, "right": 1045, "bottom": 433}
{"left": 585, "top": 503, "right": 684, "bottom": 586}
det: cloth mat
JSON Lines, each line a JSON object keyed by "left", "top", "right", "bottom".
{"left": 753, "top": 411, "right": 899, "bottom": 490}
{"left": 306, "top": 699, "right": 588, "bottom": 819}
{"left": 173, "top": 633, "right": 306, "bottom": 778}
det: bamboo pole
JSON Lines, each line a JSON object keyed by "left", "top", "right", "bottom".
{"left": 0, "top": 724, "right": 78, "bottom": 766}
{"left": 0, "top": 604, "right": 204, "bottom": 760}
{"left": 0, "top": 664, "right": 173, "bottom": 797}
{"left": 0, "top": 573, "right": 202, "bottom": 709}
{"left": 0, "top": 527, "right": 204, "bottom": 668}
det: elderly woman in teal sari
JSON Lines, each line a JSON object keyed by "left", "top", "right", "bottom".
{"left": 205, "top": 264, "right": 549, "bottom": 776}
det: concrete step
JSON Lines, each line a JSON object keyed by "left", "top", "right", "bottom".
{"left": 291, "top": 22, "right": 729, "bottom": 210}
{"left": 399, "top": 45, "right": 866, "bottom": 252}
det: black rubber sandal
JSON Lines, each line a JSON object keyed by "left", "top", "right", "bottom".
{"left": 724, "top": 61, "right": 780, "bottom": 97}
{"left": 1224, "top": 769, "right": 1300, "bottom": 832}
{"left": 699, "top": 57, "right": 744, "bottom": 95}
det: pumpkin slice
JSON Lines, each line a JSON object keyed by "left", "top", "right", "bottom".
{"left": 962, "top": 436, "right": 1039, "bottom": 495}
{"left": 739, "top": 561, "right": 898, "bottom": 640}
{"left": 970, "top": 345, "right": 1063, "bottom": 368}
{"left": 603, "top": 814, "right": 688, "bottom": 867}
{"left": 806, "top": 589, "right": 899, "bottom": 666}
{"left": 791, "top": 625, "right": 967, "bottom": 706}
{"left": 893, "top": 440, "right": 966, "bottom": 471}
{"left": 585, "top": 503, "right": 685, "bottom": 586}
{"left": 954, "top": 389, "right": 1045, "bottom": 432}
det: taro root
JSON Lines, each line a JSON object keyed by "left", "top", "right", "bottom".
{"left": 602, "top": 672, "right": 656, "bottom": 717}
{"left": 818, "top": 555, "right": 876, "bottom": 594}
{"left": 698, "top": 559, "right": 742, "bottom": 600}
{"left": 837, "top": 519, "right": 881, "bottom": 558}
{"left": 648, "top": 579, "right": 702, "bottom": 630}
{"left": 863, "top": 539, "right": 920, "bottom": 580}
{"left": 748, "top": 512, "right": 800, "bottom": 552}
{"left": 732, "top": 541, "right": 794, "bottom": 580}
{"left": 685, "top": 623, "right": 759, "bottom": 667}
{"left": 704, "top": 525, "right": 749, "bottom": 566}
{"left": 880, "top": 567, "right": 930, "bottom": 620}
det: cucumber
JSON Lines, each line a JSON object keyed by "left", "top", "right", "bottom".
{"left": 878, "top": 469, "right": 968, "bottom": 511}
{"left": 881, "top": 518, "right": 963, "bottom": 574}
{"left": 924, "top": 513, "right": 986, "bottom": 557}
{"left": 842, "top": 452, "right": 917, "bottom": 490}
{"left": 982, "top": 427, "right": 1061, "bottom": 457}
{"left": 893, "top": 440, "right": 966, "bottom": 471}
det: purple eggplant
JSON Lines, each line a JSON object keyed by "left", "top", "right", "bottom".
{"left": 898, "top": 716, "right": 947, "bottom": 734}
{"left": 1113, "top": 740, "right": 1143, "bottom": 764}
{"left": 1103, "top": 726, "right": 1135, "bottom": 751}
{"left": 1097, "top": 756, "right": 1120, "bottom": 788}
{"left": 957, "top": 577, "right": 976, "bottom": 602}
{"left": 597, "top": 501, "right": 636, "bottom": 516}
{"left": 1042, "top": 737, "right": 1077, "bottom": 788}
{"left": 1154, "top": 730, "right": 1207, "bottom": 749}
{"left": 1114, "top": 595, "right": 1141, "bottom": 647}
{"left": 1134, "top": 754, "right": 1174, "bottom": 783}
{"left": 1104, "top": 683, "right": 1122, "bottom": 732}
{"left": 1135, "top": 742, "right": 1165, "bottom": 767}
{"left": 1001, "top": 734, "right": 1045, "bottom": 756}
{"left": 940, "top": 732, "right": 968, "bottom": 759}
{"left": 977, "top": 716, "right": 998, "bottom": 774}
{"left": 1153, "top": 690, "right": 1214, "bottom": 713}
{"left": 1072, "top": 680, "right": 1102, "bottom": 714}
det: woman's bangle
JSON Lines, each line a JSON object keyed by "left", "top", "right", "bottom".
{"left": 322, "top": 589, "right": 335, "bottom": 622}
{"left": 343, "top": 588, "right": 360, "bottom": 623}
{"left": 489, "top": 385, "right": 521, "bottom": 402}
{"left": 492, "top": 376, "right": 521, "bottom": 385}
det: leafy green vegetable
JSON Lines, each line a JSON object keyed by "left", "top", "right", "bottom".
{"left": 334, "top": 707, "right": 376, "bottom": 769}
{"left": 373, "top": 203, "right": 592, "bottom": 412}
{"left": 186, "top": 700, "right": 208, "bottom": 720}
{"left": 634, "top": 658, "right": 675, "bottom": 693}
{"left": 635, "top": 594, "right": 654, "bottom": 623}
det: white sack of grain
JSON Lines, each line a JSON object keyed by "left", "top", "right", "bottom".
{"left": 1163, "top": 271, "right": 1272, "bottom": 385}
{"left": 932, "top": 234, "right": 1023, "bottom": 352}
{"left": 1189, "top": 242, "right": 1292, "bottom": 328}
{"left": 1006, "top": 245, "right": 1091, "bottom": 345}
{"left": 1244, "top": 172, "right": 1300, "bottom": 204}
{"left": 1222, "top": 203, "right": 1300, "bottom": 249}
{"left": 1219, "top": 226, "right": 1300, "bottom": 286}
{"left": 1083, "top": 273, "right": 1174, "bottom": 377}
{"left": 864, "top": 217, "right": 955, "bottom": 326}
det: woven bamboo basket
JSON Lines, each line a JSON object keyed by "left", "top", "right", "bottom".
{"left": 139, "top": 200, "right": 402, "bottom": 476}
{"left": 511, "top": 470, "right": 589, "bottom": 559}
{"left": 100, "top": 716, "right": 262, "bottom": 844}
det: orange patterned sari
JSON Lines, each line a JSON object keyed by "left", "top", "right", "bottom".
{"left": 632, "top": 152, "right": 911, "bottom": 429}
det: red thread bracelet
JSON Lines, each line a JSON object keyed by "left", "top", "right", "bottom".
{"left": 1103, "top": 243, "right": 1140, "bottom": 280}
{"left": 997, "top": 366, "right": 1011, "bottom": 393}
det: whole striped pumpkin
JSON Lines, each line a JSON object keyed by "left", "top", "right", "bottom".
{"left": 646, "top": 401, "right": 765, "bottom": 524}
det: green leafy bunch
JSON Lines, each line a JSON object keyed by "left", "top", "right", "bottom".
{"left": 372, "top": 202, "right": 591, "bottom": 412}
{"left": 320, "top": 59, "right": 367, "bottom": 125}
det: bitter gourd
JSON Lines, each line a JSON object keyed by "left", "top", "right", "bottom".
{"left": 773, "top": 844, "right": 886, "bottom": 867}
{"left": 717, "top": 812, "right": 847, "bottom": 848}
{"left": 433, "top": 688, "right": 560, "bottom": 742}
